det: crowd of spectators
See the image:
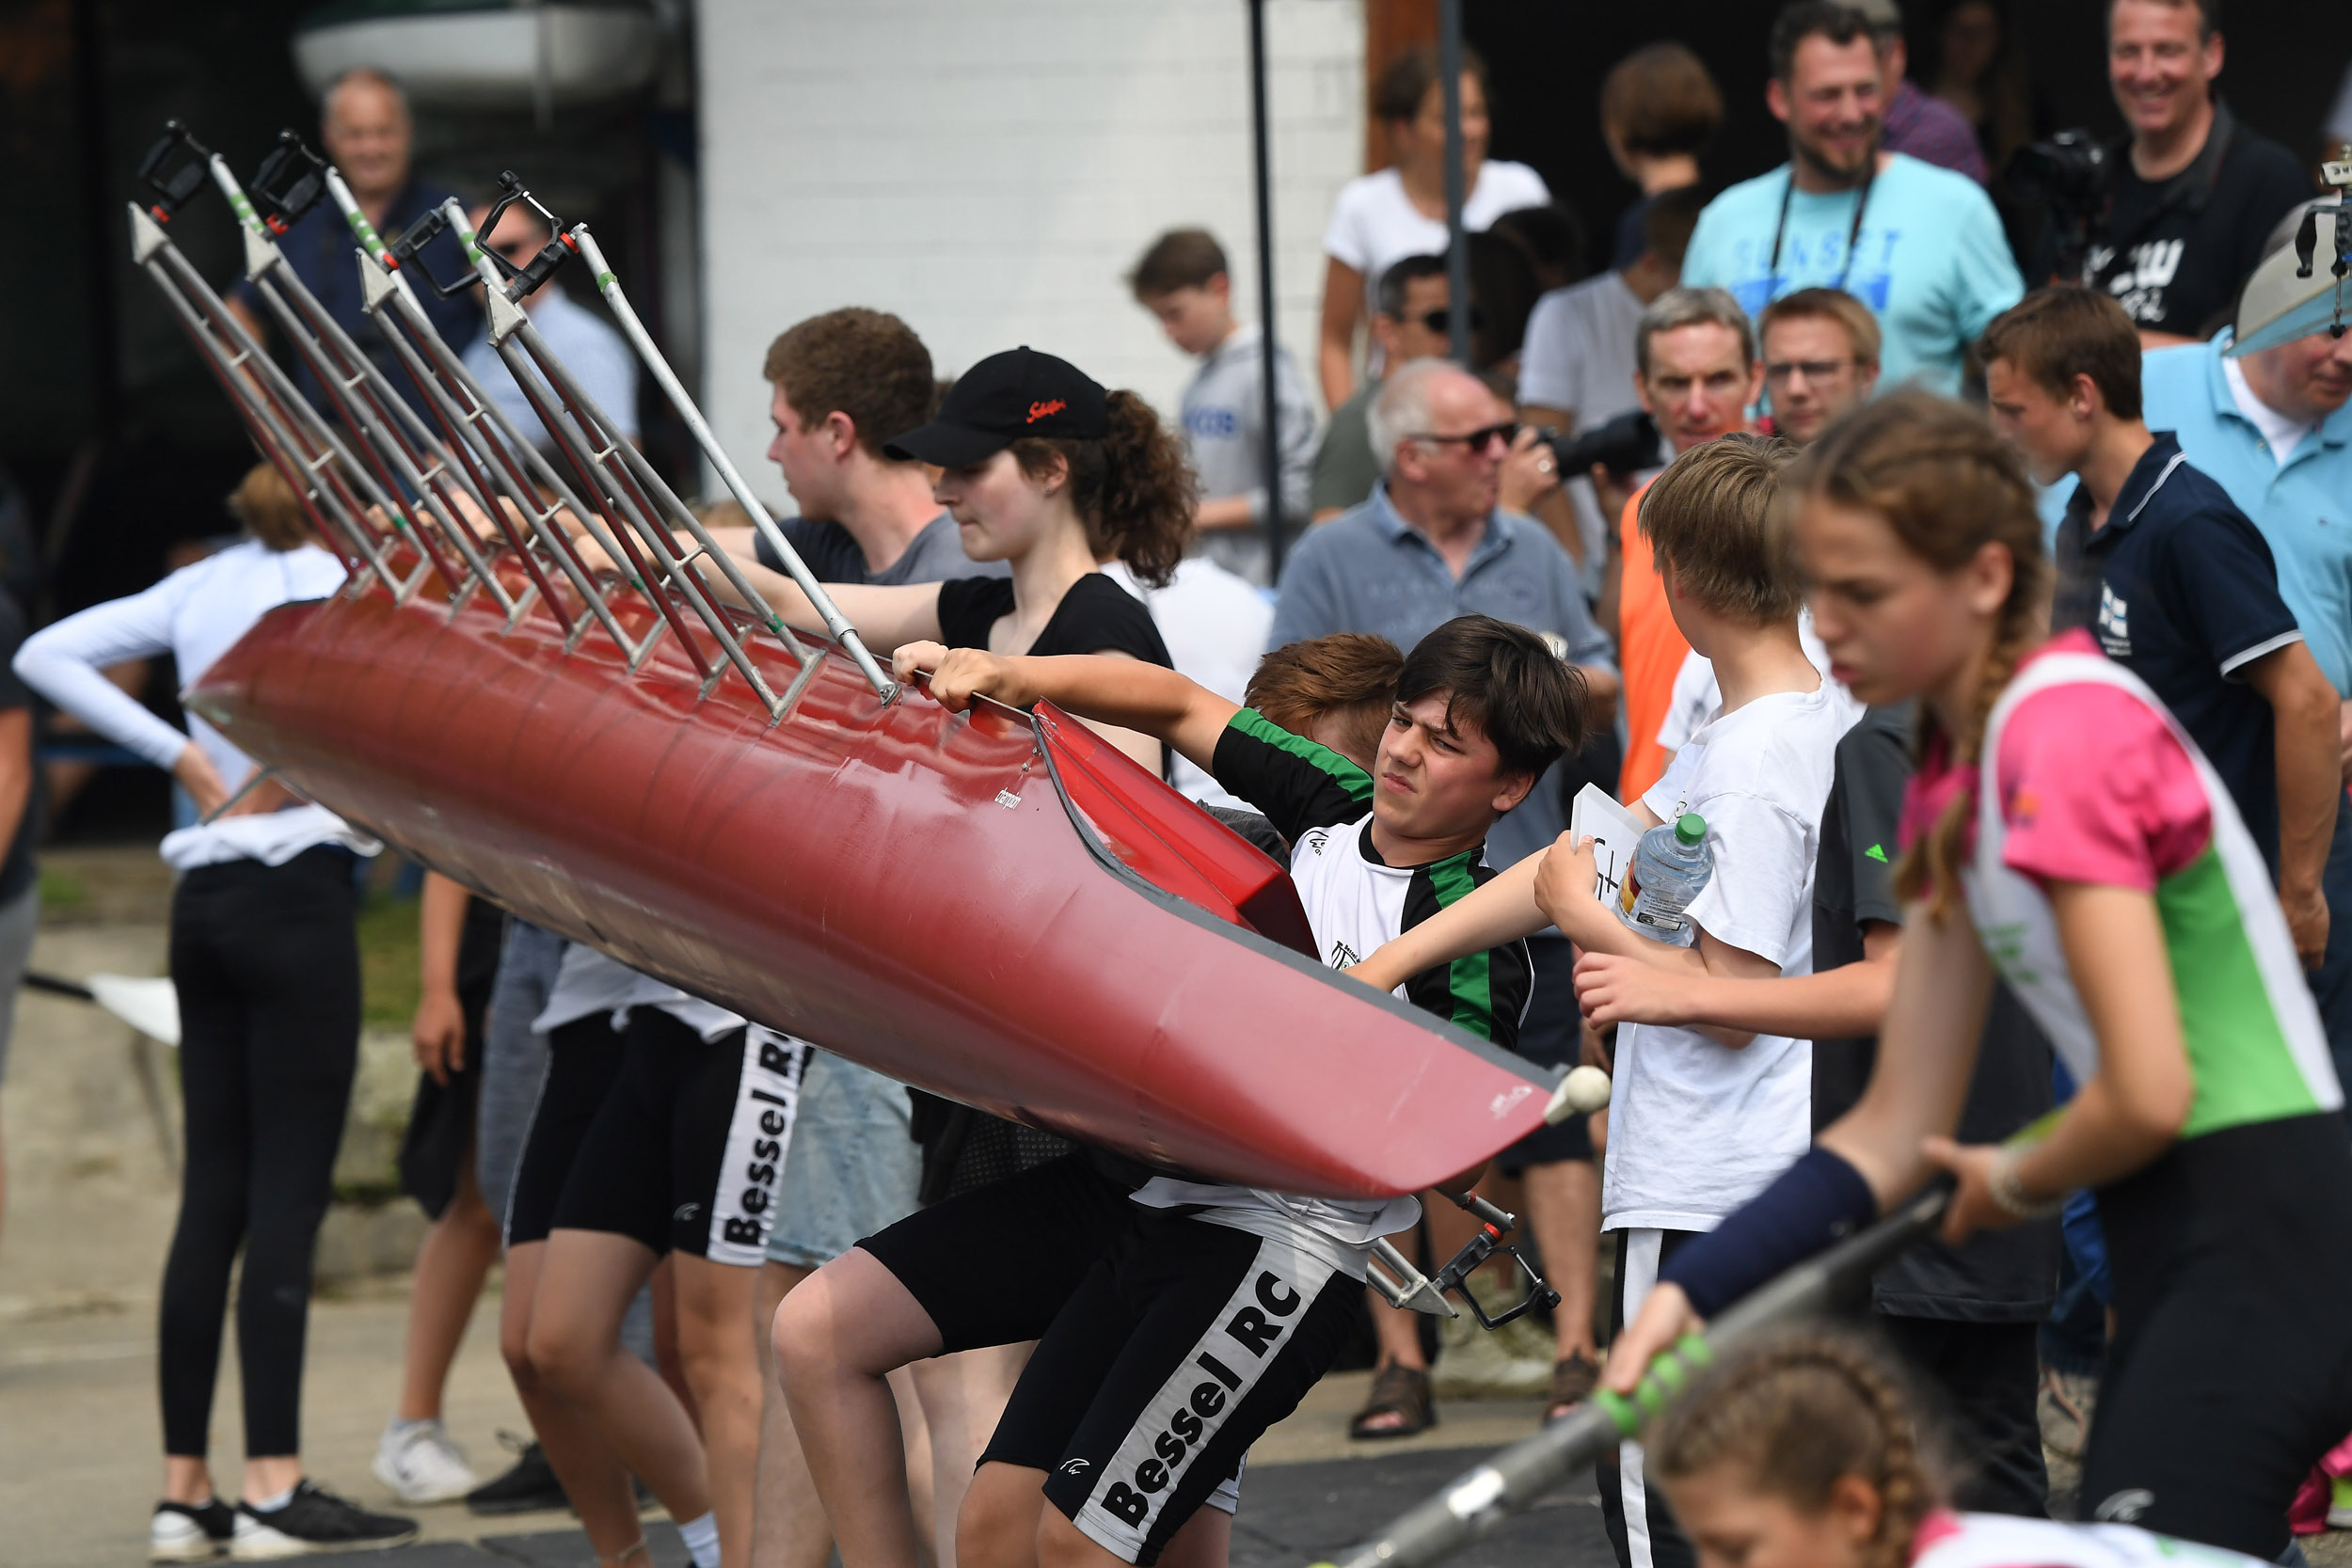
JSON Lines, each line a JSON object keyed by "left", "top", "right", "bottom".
{"left": 19, "top": 2, "right": 2352, "bottom": 1565}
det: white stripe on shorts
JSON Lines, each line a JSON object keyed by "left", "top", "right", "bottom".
{"left": 1619, "top": 1227, "right": 1663, "bottom": 1568}
{"left": 1072, "top": 1235, "right": 1336, "bottom": 1560}
{"left": 707, "top": 1027, "right": 809, "bottom": 1267}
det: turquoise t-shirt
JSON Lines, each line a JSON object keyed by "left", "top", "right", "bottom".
{"left": 1680, "top": 152, "right": 2023, "bottom": 396}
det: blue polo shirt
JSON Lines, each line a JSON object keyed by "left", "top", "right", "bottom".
{"left": 1267, "top": 484, "right": 1614, "bottom": 880}
{"left": 2050, "top": 432, "right": 2301, "bottom": 864}
{"left": 2140, "top": 336, "right": 2352, "bottom": 698}
{"left": 236, "top": 178, "right": 482, "bottom": 420}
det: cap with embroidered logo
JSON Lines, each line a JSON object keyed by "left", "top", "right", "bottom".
{"left": 883, "top": 346, "right": 1109, "bottom": 467}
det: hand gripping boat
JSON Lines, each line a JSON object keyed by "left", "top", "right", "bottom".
{"left": 133, "top": 127, "right": 1567, "bottom": 1199}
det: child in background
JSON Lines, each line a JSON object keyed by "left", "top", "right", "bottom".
{"left": 1128, "top": 228, "right": 1317, "bottom": 586}
{"left": 1348, "top": 434, "right": 1853, "bottom": 1568}
{"left": 1648, "top": 1328, "right": 2272, "bottom": 1568}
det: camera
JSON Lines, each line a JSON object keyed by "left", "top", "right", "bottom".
{"left": 1540, "top": 409, "right": 1661, "bottom": 479}
{"left": 2006, "top": 130, "right": 2111, "bottom": 279}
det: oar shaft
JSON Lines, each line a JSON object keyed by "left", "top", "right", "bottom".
{"left": 1321, "top": 1185, "right": 1950, "bottom": 1568}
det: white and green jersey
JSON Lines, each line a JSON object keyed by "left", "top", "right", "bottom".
{"left": 1955, "top": 641, "right": 2342, "bottom": 1133}
{"left": 1127, "top": 708, "right": 1534, "bottom": 1275}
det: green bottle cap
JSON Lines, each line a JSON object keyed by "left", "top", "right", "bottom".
{"left": 1675, "top": 813, "right": 1706, "bottom": 847}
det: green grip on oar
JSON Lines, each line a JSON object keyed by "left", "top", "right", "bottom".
{"left": 1597, "top": 1331, "right": 1718, "bottom": 1433}
{"left": 342, "top": 203, "right": 388, "bottom": 261}
{"left": 226, "top": 188, "right": 261, "bottom": 231}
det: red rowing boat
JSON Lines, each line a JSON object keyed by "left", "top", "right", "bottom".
{"left": 185, "top": 561, "right": 1562, "bottom": 1199}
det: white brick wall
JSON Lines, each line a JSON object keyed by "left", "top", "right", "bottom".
{"left": 696, "top": 0, "right": 1366, "bottom": 512}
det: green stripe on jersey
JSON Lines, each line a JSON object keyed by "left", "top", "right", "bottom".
{"left": 1426, "top": 850, "right": 1495, "bottom": 1040}
{"left": 2160, "top": 845, "right": 2326, "bottom": 1136}
{"left": 1228, "top": 707, "right": 1374, "bottom": 803}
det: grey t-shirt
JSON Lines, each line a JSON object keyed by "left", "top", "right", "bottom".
{"left": 755, "top": 511, "right": 1008, "bottom": 587}
{"left": 1518, "top": 271, "right": 1647, "bottom": 597}
{"left": 1181, "top": 325, "right": 1318, "bottom": 587}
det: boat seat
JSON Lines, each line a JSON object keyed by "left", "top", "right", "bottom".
{"left": 1034, "top": 701, "right": 1318, "bottom": 960}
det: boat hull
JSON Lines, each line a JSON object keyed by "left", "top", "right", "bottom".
{"left": 185, "top": 572, "right": 1560, "bottom": 1199}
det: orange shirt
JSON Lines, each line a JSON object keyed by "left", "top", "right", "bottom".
{"left": 1615, "top": 482, "right": 1690, "bottom": 803}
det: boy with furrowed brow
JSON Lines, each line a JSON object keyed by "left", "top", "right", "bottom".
{"left": 785, "top": 614, "right": 1585, "bottom": 1568}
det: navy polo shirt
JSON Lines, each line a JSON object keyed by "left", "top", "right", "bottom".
{"left": 2051, "top": 432, "right": 2302, "bottom": 865}
{"left": 236, "top": 178, "right": 482, "bottom": 420}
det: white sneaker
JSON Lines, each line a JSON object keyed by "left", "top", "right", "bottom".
{"left": 371, "top": 1418, "right": 479, "bottom": 1505}
{"left": 150, "top": 1499, "right": 233, "bottom": 1561}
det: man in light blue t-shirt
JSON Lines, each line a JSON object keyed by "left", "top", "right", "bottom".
{"left": 1680, "top": 0, "right": 2021, "bottom": 396}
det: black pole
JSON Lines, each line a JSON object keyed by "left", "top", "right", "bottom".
{"left": 1248, "top": 0, "right": 1286, "bottom": 579}
{"left": 1438, "top": 0, "right": 1470, "bottom": 364}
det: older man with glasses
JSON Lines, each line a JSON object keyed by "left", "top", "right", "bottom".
{"left": 1270, "top": 356, "right": 1618, "bottom": 1443}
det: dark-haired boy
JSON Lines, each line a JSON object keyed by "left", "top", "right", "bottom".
{"left": 1129, "top": 228, "right": 1316, "bottom": 586}
{"left": 780, "top": 615, "right": 1584, "bottom": 1568}
{"left": 1985, "top": 285, "right": 2340, "bottom": 974}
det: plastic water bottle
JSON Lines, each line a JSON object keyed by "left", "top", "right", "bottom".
{"left": 1616, "top": 813, "right": 1712, "bottom": 945}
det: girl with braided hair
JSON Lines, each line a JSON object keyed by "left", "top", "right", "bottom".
{"left": 1648, "top": 1327, "right": 2278, "bottom": 1568}
{"left": 1604, "top": 388, "right": 2352, "bottom": 1560}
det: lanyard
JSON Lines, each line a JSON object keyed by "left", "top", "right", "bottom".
{"left": 1767, "top": 163, "right": 1876, "bottom": 301}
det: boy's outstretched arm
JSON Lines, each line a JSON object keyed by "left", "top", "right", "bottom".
{"left": 893, "top": 642, "right": 1235, "bottom": 772}
{"left": 1345, "top": 856, "right": 1550, "bottom": 993}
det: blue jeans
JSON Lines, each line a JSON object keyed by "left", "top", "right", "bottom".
{"left": 764, "top": 1050, "right": 922, "bottom": 1269}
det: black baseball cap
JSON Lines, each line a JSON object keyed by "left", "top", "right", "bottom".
{"left": 883, "top": 346, "right": 1109, "bottom": 467}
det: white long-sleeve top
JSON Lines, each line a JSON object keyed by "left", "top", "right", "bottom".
{"left": 15, "top": 538, "right": 377, "bottom": 870}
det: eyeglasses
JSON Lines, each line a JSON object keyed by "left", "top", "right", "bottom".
{"left": 1417, "top": 308, "right": 1488, "bottom": 335}
{"left": 1411, "top": 420, "right": 1519, "bottom": 454}
{"left": 1764, "top": 357, "right": 1860, "bottom": 385}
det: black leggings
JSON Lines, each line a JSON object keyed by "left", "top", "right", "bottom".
{"left": 158, "top": 847, "right": 360, "bottom": 1459}
{"left": 2079, "top": 1114, "right": 2352, "bottom": 1559}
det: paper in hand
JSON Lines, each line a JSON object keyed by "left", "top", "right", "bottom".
{"left": 1569, "top": 784, "right": 1648, "bottom": 912}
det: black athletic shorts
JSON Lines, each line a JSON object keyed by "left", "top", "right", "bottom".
{"left": 506, "top": 1014, "right": 627, "bottom": 1247}
{"left": 550, "top": 1007, "right": 809, "bottom": 1266}
{"left": 858, "top": 1151, "right": 1139, "bottom": 1351}
{"left": 2079, "top": 1114, "right": 2352, "bottom": 1559}
{"left": 1495, "top": 938, "right": 1593, "bottom": 1170}
{"left": 1009, "top": 1210, "right": 1360, "bottom": 1564}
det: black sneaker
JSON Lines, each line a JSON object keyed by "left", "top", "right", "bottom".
{"left": 151, "top": 1497, "right": 235, "bottom": 1561}
{"left": 230, "top": 1481, "right": 417, "bottom": 1558}
{"left": 463, "top": 1435, "right": 568, "bottom": 1516}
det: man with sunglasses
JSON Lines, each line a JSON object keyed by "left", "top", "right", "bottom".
{"left": 1271, "top": 356, "right": 1617, "bottom": 1439}
{"left": 1312, "top": 255, "right": 1458, "bottom": 520}
{"left": 1756, "top": 287, "right": 1882, "bottom": 445}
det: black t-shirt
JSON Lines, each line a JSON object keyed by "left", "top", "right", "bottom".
{"left": 0, "top": 590, "right": 41, "bottom": 905}
{"left": 2050, "top": 434, "right": 2299, "bottom": 869}
{"left": 911, "top": 571, "right": 1172, "bottom": 1202}
{"left": 935, "top": 572, "right": 1173, "bottom": 665}
{"left": 2083, "top": 106, "right": 2312, "bottom": 340}
{"left": 1813, "top": 704, "right": 2058, "bottom": 1323}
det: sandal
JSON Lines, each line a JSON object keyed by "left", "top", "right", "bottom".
{"left": 1547, "top": 1353, "right": 1600, "bottom": 1422}
{"left": 1349, "top": 1362, "right": 1438, "bottom": 1440}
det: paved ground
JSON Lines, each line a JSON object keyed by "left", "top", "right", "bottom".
{"left": 0, "top": 1281, "right": 1597, "bottom": 1568}
{"left": 8, "top": 847, "right": 2351, "bottom": 1568}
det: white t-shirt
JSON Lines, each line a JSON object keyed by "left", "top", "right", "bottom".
{"left": 12, "top": 538, "right": 376, "bottom": 871}
{"left": 1604, "top": 684, "right": 1848, "bottom": 1233}
{"left": 1910, "top": 1509, "right": 2269, "bottom": 1568}
{"left": 532, "top": 943, "right": 643, "bottom": 1035}
{"left": 533, "top": 942, "right": 751, "bottom": 1039}
{"left": 1104, "top": 558, "right": 1273, "bottom": 811}
{"left": 1321, "top": 162, "right": 1552, "bottom": 297}
{"left": 2223, "top": 355, "right": 2315, "bottom": 467}
{"left": 1655, "top": 614, "right": 1851, "bottom": 757}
